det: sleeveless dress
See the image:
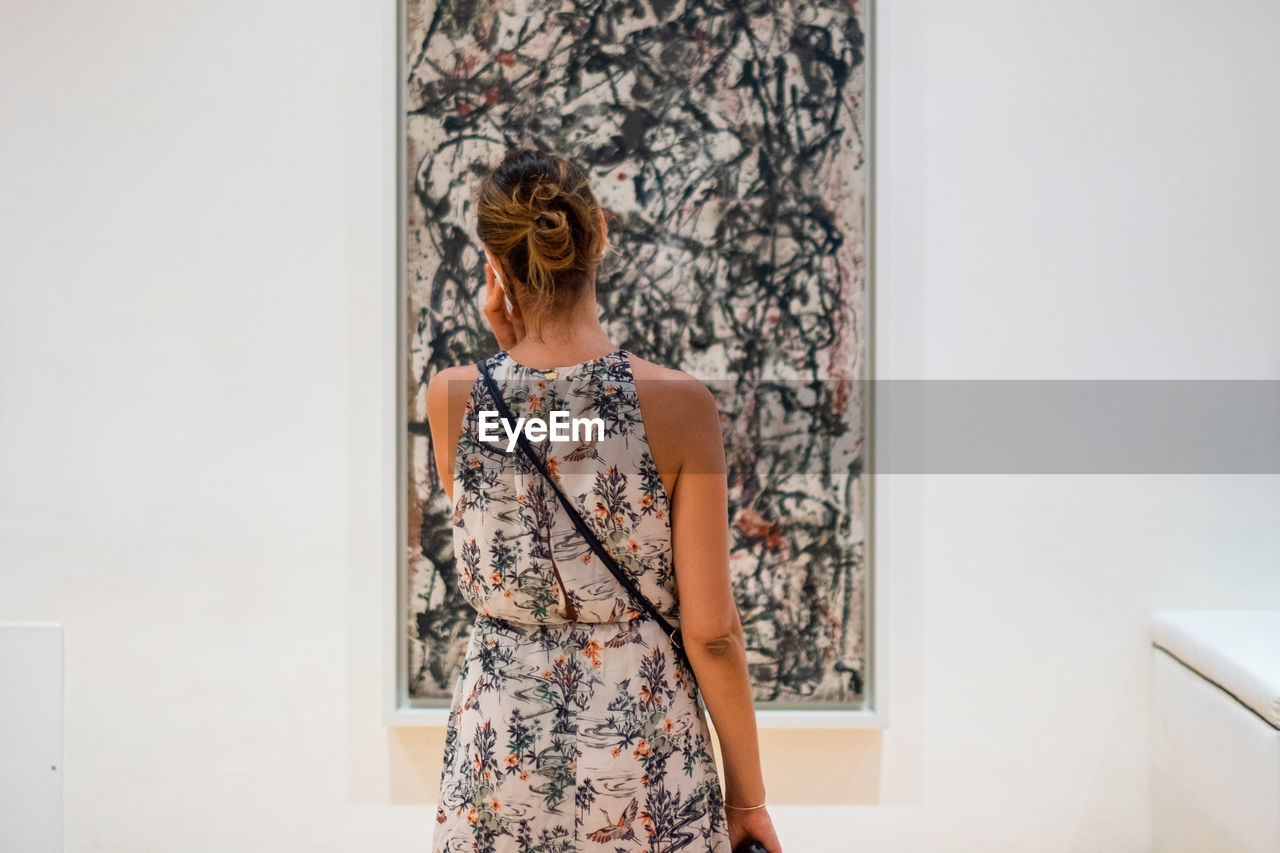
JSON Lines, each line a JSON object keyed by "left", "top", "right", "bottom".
{"left": 433, "top": 348, "right": 731, "bottom": 853}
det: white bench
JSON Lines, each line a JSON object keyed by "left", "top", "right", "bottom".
{"left": 1151, "top": 610, "right": 1280, "bottom": 853}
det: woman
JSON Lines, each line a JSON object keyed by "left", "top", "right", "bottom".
{"left": 426, "top": 148, "right": 782, "bottom": 853}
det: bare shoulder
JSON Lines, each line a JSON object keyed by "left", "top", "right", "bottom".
{"left": 626, "top": 353, "right": 717, "bottom": 413}
{"left": 426, "top": 363, "right": 480, "bottom": 403}
{"left": 626, "top": 354, "right": 723, "bottom": 486}
{"left": 427, "top": 362, "right": 480, "bottom": 385}
{"left": 425, "top": 364, "right": 480, "bottom": 439}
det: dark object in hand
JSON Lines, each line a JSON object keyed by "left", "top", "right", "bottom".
{"left": 734, "top": 841, "right": 769, "bottom": 853}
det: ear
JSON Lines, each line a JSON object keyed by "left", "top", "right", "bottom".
{"left": 597, "top": 208, "right": 609, "bottom": 261}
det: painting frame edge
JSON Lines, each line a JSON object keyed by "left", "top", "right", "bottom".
{"left": 385, "top": 0, "right": 887, "bottom": 730}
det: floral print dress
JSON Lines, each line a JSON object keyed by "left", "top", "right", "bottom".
{"left": 434, "top": 348, "right": 731, "bottom": 853}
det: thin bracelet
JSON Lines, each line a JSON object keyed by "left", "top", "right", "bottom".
{"left": 724, "top": 800, "right": 767, "bottom": 811}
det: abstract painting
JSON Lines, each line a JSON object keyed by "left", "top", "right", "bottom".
{"left": 402, "top": 0, "right": 871, "bottom": 710}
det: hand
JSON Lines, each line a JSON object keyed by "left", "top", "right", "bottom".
{"left": 482, "top": 262, "right": 525, "bottom": 350}
{"left": 726, "top": 804, "right": 781, "bottom": 853}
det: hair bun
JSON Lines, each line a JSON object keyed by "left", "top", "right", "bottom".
{"left": 533, "top": 208, "right": 566, "bottom": 230}
{"left": 472, "top": 148, "right": 608, "bottom": 322}
{"left": 527, "top": 180, "right": 563, "bottom": 207}
{"left": 526, "top": 206, "right": 574, "bottom": 270}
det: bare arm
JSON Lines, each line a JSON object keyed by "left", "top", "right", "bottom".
{"left": 665, "top": 381, "right": 767, "bottom": 810}
{"left": 425, "top": 365, "right": 478, "bottom": 502}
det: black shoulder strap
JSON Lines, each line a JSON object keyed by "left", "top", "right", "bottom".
{"left": 474, "top": 358, "right": 688, "bottom": 664}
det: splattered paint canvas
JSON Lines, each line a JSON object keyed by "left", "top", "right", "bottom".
{"left": 402, "top": 0, "right": 871, "bottom": 710}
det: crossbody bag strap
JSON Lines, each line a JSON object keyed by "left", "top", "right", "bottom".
{"left": 474, "top": 359, "right": 688, "bottom": 663}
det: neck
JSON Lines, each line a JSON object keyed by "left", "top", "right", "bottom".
{"left": 510, "top": 290, "right": 617, "bottom": 365}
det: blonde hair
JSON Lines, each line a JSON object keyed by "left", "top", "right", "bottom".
{"left": 473, "top": 149, "right": 609, "bottom": 330}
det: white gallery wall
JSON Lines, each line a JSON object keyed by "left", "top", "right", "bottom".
{"left": 2, "top": 1, "right": 1278, "bottom": 851}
